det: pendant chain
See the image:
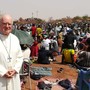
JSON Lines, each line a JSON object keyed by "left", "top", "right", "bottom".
{"left": 0, "top": 35, "right": 11, "bottom": 62}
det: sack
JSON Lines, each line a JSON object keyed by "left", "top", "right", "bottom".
{"left": 37, "top": 81, "right": 52, "bottom": 90}
{"left": 58, "top": 79, "right": 72, "bottom": 89}
{"left": 30, "top": 72, "right": 43, "bottom": 80}
{"left": 37, "top": 81, "right": 46, "bottom": 89}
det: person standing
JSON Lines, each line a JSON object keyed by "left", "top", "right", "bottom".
{"left": 36, "top": 24, "right": 43, "bottom": 42}
{"left": 0, "top": 14, "right": 23, "bottom": 90}
{"left": 30, "top": 41, "right": 39, "bottom": 60}
{"left": 62, "top": 30, "right": 77, "bottom": 49}
{"left": 31, "top": 24, "right": 37, "bottom": 40}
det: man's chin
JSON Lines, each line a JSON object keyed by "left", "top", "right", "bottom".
{"left": 4, "top": 30, "right": 12, "bottom": 35}
{"left": 3, "top": 32, "right": 11, "bottom": 36}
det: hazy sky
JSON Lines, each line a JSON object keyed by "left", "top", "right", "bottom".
{"left": 0, "top": 0, "right": 90, "bottom": 20}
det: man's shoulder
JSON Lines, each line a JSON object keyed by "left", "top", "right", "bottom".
{"left": 10, "top": 33, "right": 19, "bottom": 41}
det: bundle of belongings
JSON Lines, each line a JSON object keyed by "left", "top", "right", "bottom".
{"left": 37, "top": 78, "right": 74, "bottom": 90}
{"left": 37, "top": 81, "right": 52, "bottom": 90}
{"left": 30, "top": 66, "right": 52, "bottom": 80}
{"left": 58, "top": 79, "right": 73, "bottom": 90}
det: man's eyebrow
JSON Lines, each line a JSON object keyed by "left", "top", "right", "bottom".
{"left": 2, "top": 22, "right": 12, "bottom": 25}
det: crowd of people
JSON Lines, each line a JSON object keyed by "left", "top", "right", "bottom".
{"left": 1, "top": 13, "right": 90, "bottom": 90}
{"left": 13, "top": 18, "right": 90, "bottom": 67}
{"left": 18, "top": 20, "right": 90, "bottom": 90}
{"left": 15, "top": 21, "right": 90, "bottom": 63}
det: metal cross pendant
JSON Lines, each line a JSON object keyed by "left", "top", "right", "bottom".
{"left": 7, "top": 57, "right": 12, "bottom": 62}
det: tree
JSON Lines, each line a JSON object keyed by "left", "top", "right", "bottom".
{"left": 73, "top": 16, "right": 82, "bottom": 22}
{"left": 82, "top": 15, "right": 89, "bottom": 20}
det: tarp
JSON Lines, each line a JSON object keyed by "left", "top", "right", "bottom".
{"left": 12, "top": 29, "right": 34, "bottom": 45}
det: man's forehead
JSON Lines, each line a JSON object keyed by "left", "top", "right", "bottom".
{"left": 1, "top": 16, "right": 12, "bottom": 24}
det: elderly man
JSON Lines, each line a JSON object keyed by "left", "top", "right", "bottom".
{"left": 0, "top": 14, "right": 23, "bottom": 90}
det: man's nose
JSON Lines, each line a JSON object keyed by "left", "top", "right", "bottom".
{"left": 3, "top": 23, "right": 11, "bottom": 26}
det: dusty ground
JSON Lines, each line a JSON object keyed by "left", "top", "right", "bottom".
{"left": 21, "top": 55, "right": 78, "bottom": 90}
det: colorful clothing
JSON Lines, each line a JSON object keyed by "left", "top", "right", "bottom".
{"left": 31, "top": 26, "right": 37, "bottom": 37}
{"left": 62, "top": 49, "right": 75, "bottom": 63}
{"left": 36, "top": 27, "right": 42, "bottom": 36}
{"left": 30, "top": 41, "right": 39, "bottom": 57}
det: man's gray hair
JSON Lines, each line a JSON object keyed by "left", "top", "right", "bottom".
{"left": 0, "top": 14, "right": 13, "bottom": 24}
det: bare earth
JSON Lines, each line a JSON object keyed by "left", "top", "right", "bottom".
{"left": 21, "top": 55, "right": 78, "bottom": 90}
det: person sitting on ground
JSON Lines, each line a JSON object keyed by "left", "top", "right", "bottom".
{"left": 50, "top": 36, "right": 59, "bottom": 52}
{"left": 49, "top": 36, "right": 59, "bottom": 61}
{"left": 76, "top": 43, "right": 86, "bottom": 57}
{"left": 75, "top": 38, "right": 90, "bottom": 68}
{"left": 37, "top": 46, "right": 54, "bottom": 64}
{"left": 41, "top": 35, "right": 51, "bottom": 50}
{"left": 20, "top": 44, "right": 32, "bottom": 74}
{"left": 62, "top": 44, "right": 75, "bottom": 64}
{"left": 20, "top": 44, "right": 31, "bottom": 60}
